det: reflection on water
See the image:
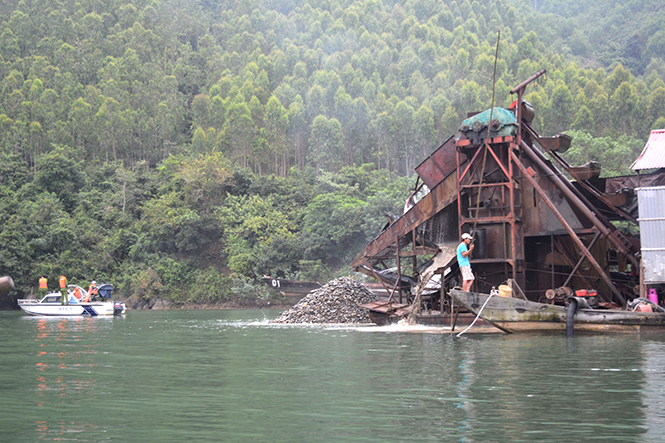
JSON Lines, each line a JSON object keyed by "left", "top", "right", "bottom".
{"left": 0, "top": 310, "right": 664, "bottom": 442}
{"left": 23, "top": 316, "right": 115, "bottom": 439}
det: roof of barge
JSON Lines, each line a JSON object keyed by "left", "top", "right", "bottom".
{"left": 631, "top": 129, "right": 665, "bottom": 170}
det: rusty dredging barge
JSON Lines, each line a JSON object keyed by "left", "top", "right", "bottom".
{"left": 354, "top": 69, "right": 665, "bottom": 331}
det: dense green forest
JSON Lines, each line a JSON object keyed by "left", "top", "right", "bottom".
{"left": 0, "top": 0, "right": 663, "bottom": 306}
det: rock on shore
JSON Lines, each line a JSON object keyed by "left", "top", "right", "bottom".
{"left": 271, "top": 277, "right": 379, "bottom": 324}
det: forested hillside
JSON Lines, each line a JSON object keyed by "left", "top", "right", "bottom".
{"left": 0, "top": 0, "right": 663, "bottom": 305}
{"left": 525, "top": 0, "right": 665, "bottom": 76}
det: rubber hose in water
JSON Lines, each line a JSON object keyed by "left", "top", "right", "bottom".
{"left": 566, "top": 298, "right": 578, "bottom": 337}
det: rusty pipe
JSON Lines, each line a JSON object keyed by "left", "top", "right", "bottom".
{"left": 520, "top": 140, "right": 637, "bottom": 267}
{"left": 524, "top": 138, "right": 620, "bottom": 229}
{"left": 566, "top": 298, "right": 578, "bottom": 337}
{"left": 510, "top": 69, "right": 546, "bottom": 94}
{"left": 511, "top": 151, "right": 627, "bottom": 306}
{"left": 524, "top": 120, "right": 638, "bottom": 225}
{"left": 521, "top": 140, "right": 606, "bottom": 231}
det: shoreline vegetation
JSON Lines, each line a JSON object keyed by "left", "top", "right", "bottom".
{"left": 1, "top": 0, "right": 664, "bottom": 308}
{"left": 124, "top": 297, "right": 293, "bottom": 311}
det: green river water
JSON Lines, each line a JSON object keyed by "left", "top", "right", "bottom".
{"left": 1, "top": 309, "right": 664, "bottom": 442}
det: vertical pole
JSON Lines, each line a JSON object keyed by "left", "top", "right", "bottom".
{"left": 412, "top": 229, "right": 417, "bottom": 278}
{"left": 396, "top": 240, "right": 402, "bottom": 304}
{"left": 509, "top": 142, "right": 518, "bottom": 283}
{"left": 439, "top": 273, "right": 444, "bottom": 315}
{"left": 457, "top": 144, "right": 463, "bottom": 239}
{"left": 513, "top": 92, "right": 523, "bottom": 286}
{"left": 450, "top": 295, "right": 454, "bottom": 334}
{"left": 640, "top": 258, "right": 645, "bottom": 299}
{"left": 516, "top": 91, "right": 523, "bottom": 146}
{"left": 551, "top": 233, "right": 554, "bottom": 290}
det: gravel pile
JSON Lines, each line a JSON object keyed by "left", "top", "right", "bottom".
{"left": 271, "top": 277, "right": 379, "bottom": 324}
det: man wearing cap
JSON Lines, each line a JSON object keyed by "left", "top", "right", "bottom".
{"left": 457, "top": 233, "right": 475, "bottom": 292}
{"left": 87, "top": 281, "right": 98, "bottom": 302}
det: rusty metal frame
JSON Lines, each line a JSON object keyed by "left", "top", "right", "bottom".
{"left": 523, "top": 123, "right": 638, "bottom": 225}
{"left": 552, "top": 236, "right": 597, "bottom": 291}
{"left": 511, "top": 150, "right": 626, "bottom": 306}
{"left": 562, "top": 231, "right": 603, "bottom": 289}
{"left": 520, "top": 139, "right": 638, "bottom": 269}
{"left": 457, "top": 136, "right": 522, "bottom": 286}
{"left": 366, "top": 265, "right": 399, "bottom": 302}
{"left": 351, "top": 68, "right": 642, "bottom": 310}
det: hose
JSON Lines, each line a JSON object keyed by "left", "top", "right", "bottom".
{"left": 566, "top": 298, "right": 578, "bottom": 337}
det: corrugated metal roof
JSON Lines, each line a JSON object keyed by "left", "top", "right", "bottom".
{"left": 631, "top": 129, "right": 665, "bottom": 170}
{"left": 637, "top": 186, "right": 665, "bottom": 283}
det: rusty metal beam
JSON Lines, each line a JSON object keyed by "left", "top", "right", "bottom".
{"left": 524, "top": 123, "right": 639, "bottom": 225}
{"left": 510, "top": 69, "right": 547, "bottom": 94}
{"left": 509, "top": 142, "right": 521, "bottom": 283}
{"left": 552, "top": 236, "right": 597, "bottom": 293}
{"left": 396, "top": 238, "right": 402, "bottom": 303}
{"left": 549, "top": 149, "right": 638, "bottom": 224}
{"left": 511, "top": 150, "right": 626, "bottom": 306}
{"left": 366, "top": 265, "right": 399, "bottom": 302}
{"left": 520, "top": 140, "right": 638, "bottom": 269}
{"left": 562, "top": 231, "right": 603, "bottom": 289}
{"left": 351, "top": 171, "right": 458, "bottom": 270}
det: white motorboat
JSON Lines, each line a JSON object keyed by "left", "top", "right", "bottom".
{"left": 18, "top": 284, "right": 126, "bottom": 316}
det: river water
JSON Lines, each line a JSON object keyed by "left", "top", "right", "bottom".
{"left": 1, "top": 309, "right": 665, "bottom": 442}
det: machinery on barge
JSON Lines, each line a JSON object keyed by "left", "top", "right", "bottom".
{"left": 354, "top": 69, "right": 665, "bottom": 329}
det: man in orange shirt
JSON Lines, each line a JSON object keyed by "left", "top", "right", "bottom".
{"left": 39, "top": 276, "right": 48, "bottom": 298}
{"left": 87, "top": 281, "right": 98, "bottom": 302}
{"left": 59, "top": 275, "right": 68, "bottom": 305}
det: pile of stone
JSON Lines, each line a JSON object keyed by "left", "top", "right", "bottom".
{"left": 271, "top": 277, "right": 379, "bottom": 324}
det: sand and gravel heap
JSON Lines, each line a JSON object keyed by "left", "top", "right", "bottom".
{"left": 270, "top": 277, "right": 379, "bottom": 324}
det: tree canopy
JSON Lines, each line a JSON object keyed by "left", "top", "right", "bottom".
{"left": 0, "top": 0, "right": 663, "bottom": 305}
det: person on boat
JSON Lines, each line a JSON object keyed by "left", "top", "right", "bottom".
{"left": 38, "top": 276, "right": 48, "bottom": 298}
{"left": 73, "top": 286, "right": 83, "bottom": 301}
{"left": 59, "top": 275, "right": 68, "bottom": 305}
{"left": 87, "top": 281, "right": 98, "bottom": 301}
{"left": 457, "top": 233, "right": 475, "bottom": 292}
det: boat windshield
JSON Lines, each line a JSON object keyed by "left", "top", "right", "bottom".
{"left": 42, "top": 295, "right": 61, "bottom": 303}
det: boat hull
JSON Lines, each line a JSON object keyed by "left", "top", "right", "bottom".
{"left": 18, "top": 301, "right": 126, "bottom": 316}
{"left": 450, "top": 290, "right": 665, "bottom": 333}
{"left": 362, "top": 300, "right": 489, "bottom": 327}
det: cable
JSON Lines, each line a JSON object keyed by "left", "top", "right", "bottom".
{"left": 456, "top": 292, "right": 495, "bottom": 337}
